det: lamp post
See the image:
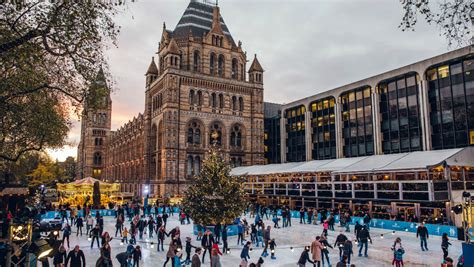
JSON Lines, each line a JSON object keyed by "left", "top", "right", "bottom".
{"left": 143, "top": 185, "right": 149, "bottom": 214}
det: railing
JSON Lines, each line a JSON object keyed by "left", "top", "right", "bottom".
{"left": 243, "top": 180, "right": 448, "bottom": 202}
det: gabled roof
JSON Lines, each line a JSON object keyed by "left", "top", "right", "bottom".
{"left": 167, "top": 38, "right": 180, "bottom": 54}
{"left": 249, "top": 54, "right": 264, "bottom": 72}
{"left": 145, "top": 57, "right": 158, "bottom": 75}
{"left": 172, "top": 1, "right": 236, "bottom": 47}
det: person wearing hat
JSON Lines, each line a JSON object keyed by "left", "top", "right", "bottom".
{"left": 185, "top": 236, "right": 196, "bottom": 264}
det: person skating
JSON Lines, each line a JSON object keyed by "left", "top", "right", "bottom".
{"left": 240, "top": 241, "right": 251, "bottom": 262}
{"left": 163, "top": 240, "right": 177, "bottom": 267}
{"left": 320, "top": 234, "right": 333, "bottom": 266}
{"left": 393, "top": 247, "right": 405, "bottom": 267}
{"left": 147, "top": 216, "right": 155, "bottom": 238}
{"left": 342, "top": 240, "right": 353, "bottom": 265}
{"left": 201, "top": 229, "right": 214, "bottom": 263}
{"left": 354, "top": 221, "right": 362, "bottom": 238}
{"left": 185, "top": 237, "right": 196, "bottom": 264}
{"left": 261, "top": 225, "right": 271, "bottom": 257}
{"left": 221, "top": 225, "right": 228, "bottom": 253}
{"left": 86, "top": 214, "right": 94, "bottom": 236}
{"left": 298, "top": 246, "right": 314, "bottom": 267}
{"left": 322, "top": 220, "right": 329, "bottom": 237}
{"left": 441, "top": 233, "right": 452, "bottom": 262}
{"left": 268, "top": 238, "right": 277, "bottom": 260}
{"left": 132, "top": 245, "right": 142, "bottom": 267}
{"left": 334, "top": 231, "right": 348, "bottom": 260}
{"left": 116, "top": 251, "right": 129, "bottom": 267}
{"left": 115, "top": 215, "right": 124, "bottom": 237}
{"left": 344, "top": 213, "right": 351, "bottom": 232}
{"left": 272, "top": 215, "right": 280, "bottom": 228}
{"left": 173, "top": 250, "right": 184, "bottom": 267}
{"left": 237, "top": 222, "right": 245, "bottom": 245}
{"left": 168, "top": 226, "right": 182, "bottom": 248}
{"left": 122, "top": 227, "right": 129, "bottom": 244}
{"left": 311, "top": 236, "right": 324, "bottom": 267}
{"left": 357, "top": 225, "right": 371, "bottom": 257}
{"left": 191, "top": 247, "right": 202, "bottom": 267}
{"left": 75, "top": 216, "right": 83, "bottom": 236}
{"left": 157, "top": 226, "right": 167, "bottom": 251}
{"left": 65, "top": 245, "right": 86, "bottom": 267}
{"left": 363, "top": 213, "right": 371, "bottom": 230}
{"left": 137, "top": 216, "right": 146, "bottom": 239}
{"left": 299, "top": 208, "right": 306, "bottom": 224}
{"left": 163, "top": 212, "right": 169, "bottom": 227}
{"left": 210, "top": 248, "right": 222, "bottom": 267}
{"left": 96, "top": 242, "right": 113, "bottom": 267}
{"left": 416, "top": 222, "right": 429, "bottom": 251}
{"left": 53, "top": 245, "right": 67, "bottom": 267}
{"left": 90, "top": 225, "right": 101, "bottom": 248}
{"left": 62, "top": 223, "right": 71, "bottom": 248}
{"left": 214, "top": 223, "right": 222, "bottom": 244}
{"left": 335, "top": 255, "right": 348, "bottom": 267}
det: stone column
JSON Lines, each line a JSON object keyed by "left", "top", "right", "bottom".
{"left": 280, "top": 116, "right": 287, "bottom": 163}
{"left": 335, "top": 98, "right": 343, "bottom": 158}
{"left": 418, "top": 79, "right": 432, "bottom": 151}
{"left": 371, "top": 86, "right": 383, "bottom": 155}
{"left": 305, "top": 110, "right": 312, "bottom": 161}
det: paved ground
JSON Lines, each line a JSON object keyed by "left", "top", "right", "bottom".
{"left": 50, "top": 213, "right": 462, "bottom": 266}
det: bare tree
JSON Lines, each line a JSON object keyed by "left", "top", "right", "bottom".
{"left": 399, "top": 0, "right": 473, "bottom": 46}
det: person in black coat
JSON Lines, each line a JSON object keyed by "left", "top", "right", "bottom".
{"left": 184, "top": 237, "right": 196, "bottom": 264}
{"left": 116, "top": 252, "right": 128, "bottom": 267}
{"left": 297, "top": 246, "right": 314, "bottom": 266}
{"left": 416, "top": 223, "right": 429, "bottom": 251}
{"left": 221, "top": 225, "right": 228, "bottom": 254}
{"left": 65, "top": 245, "right": 86, "bottom": 267}
{"left": 334, "top": 232, "right": 348, "bottom": 260}
{"left": 53, "top": 245, "right": 67, "bottom": 266}
{"left": 201, "top": 229, "right": 214, "bottom": 263}
{"left": 75, "top": 217, "right": 84, "bottom": 236}
{"left": 357, "top": 226, "right": 371, "bottom": 257}
{"left": 90, "top": 225, "right": 101, "bottom": 248}
{"left": 214, "top": 223, "right": 221, "bottom": 244}
{"left": 132, "top": 245, "right": 142, "bottom": 267}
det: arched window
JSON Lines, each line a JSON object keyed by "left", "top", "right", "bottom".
{"left": 193, "top": 50, "right": 200, "bottom": 72}
{"left": 232, "top": 96, "right": 237, "bottom": 110}
{"left": 218, "top": 55, "right": 224, "bottom": 77}
{"left": 232, "top": 59, "right": 238, "bottom": 79}
{"left": 93, "top": 152, "right": 102, "bottom": 165}
{"left": 209, "top": 123, "right": 223, "bottom": 146}
{"left": 194, "top": 156, "right": 201, "bottom": 175}
{"left": 187, "top": 155, "right": 193, "bottom": 176}
{"left": 239, "top": 97, "right": 244, "bottom": 111}
{"left": 218, "top": 94, "right": 224, "bottom": 109}
{"left": 197, "top": 91, "right": 202, "bottom": 106}
{"left": 189, "top": 89, "right": 195, "bottom": 105}
{"left": 187, "top": 121, "right": 201, "bottom": 145}
{"left": 210, "top": 53, "right": 215, "bottom": 75}
{"left": 211, "top": 93, "right": 217, "bottom": 108}
{"left": 230, "top": 125, "right": 242, "bottom": 148}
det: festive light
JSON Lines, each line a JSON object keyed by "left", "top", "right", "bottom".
{"left": 290, "top": 247, "right": 294, "bottom": 252}
{"left": 120, "top": 241, "right": 124, "bottom": 246}
{"left": 150, "top": 243, "right": 154, "bottom": 249}
{"left": 405, "top": 228, "right": 408, "bottom": 232}
{"left": 380, "top": 234, "right": 384, "bottom": 239}
{"left": 88, "top": 237, "right": 92, "bottom": 241}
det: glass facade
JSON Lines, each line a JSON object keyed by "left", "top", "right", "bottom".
{"left": 285, "top": 105, "right": 306, "bottom": 162}
{"left": 379, "top": 73, "right": 422, "bottom": 153}
{"left": 428, "top": 56, "right": 474, "bottom": 149}
{"left": 264, "top": 116, "right": 281, "bottom": 164}
{"left": 310, "top": 97, "right": 336, "bottom": 159}
{"left": 340, "top": 86, "right": 374, "bottom": 157}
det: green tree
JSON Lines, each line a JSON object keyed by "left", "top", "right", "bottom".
{"left": 182, "top": 145, "right": 248, "bottom": 226}
{"left": 399, "top": 0, "right": 472, "bottom": 46}
{"left": 28, "top": 161, "right": 55, "bottom": 189}
{"left": 0, "top": 2, "right": 123, "bottom": 162}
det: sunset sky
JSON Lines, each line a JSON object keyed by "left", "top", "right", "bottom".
{"left": 47, "top": 0, "right": 455, "bottom": 161}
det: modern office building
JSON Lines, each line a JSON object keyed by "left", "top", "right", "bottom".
{"left": 235, "top": 45, "right": 474, "bottom": 226}
{"left": 264, "top": 102, "right": 282, "bottom": 164}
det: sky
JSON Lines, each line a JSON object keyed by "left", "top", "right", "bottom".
{"left": 46, "top": 0, "right": 457, "bottom": 161}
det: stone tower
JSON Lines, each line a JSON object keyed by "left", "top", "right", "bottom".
{"left": 141, "top": 1, "right": 265, "bottom": 196}
{"left": 77, "top": 69, "right": 112, "bottom": 180}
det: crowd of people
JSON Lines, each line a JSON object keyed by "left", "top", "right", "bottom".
{"left": 0, "top": 202, "right": 464, "bottom": 267}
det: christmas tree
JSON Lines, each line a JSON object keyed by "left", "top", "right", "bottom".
{"left": 182, "top": 134, "right": 247, "bottom": 226}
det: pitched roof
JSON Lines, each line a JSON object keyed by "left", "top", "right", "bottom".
{"left": 249, "top": 54, "right": 264, "bottom": 72}
{"left": 145, "top": 57, "right": 158, "bottom": 75}
{"left": 172, "top": 1, "right": 236, "bottom": 47}
{"left": 167, "top": 38, "right": 180, "bottom": 54}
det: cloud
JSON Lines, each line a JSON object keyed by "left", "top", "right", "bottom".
{"left": 50, "top": 0, "right": 454, "bottom": 161}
